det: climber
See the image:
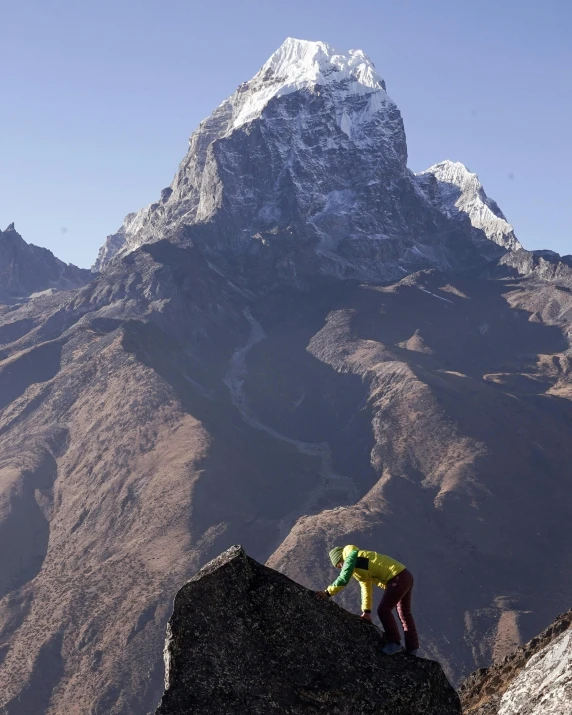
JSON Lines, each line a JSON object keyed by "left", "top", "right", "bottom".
{"left": 316, "top": 544, "right": 419, "bottom": 656}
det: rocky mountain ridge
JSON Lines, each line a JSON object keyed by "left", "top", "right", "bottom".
{"left": 415, "top": 161, "right": 520, "bottom": 252}
{"left": 488, "top": 245, "right": 572, "bottom": 284}
{"left": 0, "top": 224, "right": 92, "bottom": 303}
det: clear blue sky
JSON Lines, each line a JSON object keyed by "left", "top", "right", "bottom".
{"left": 2, "top": 0, "right": 571, "bottom": 267}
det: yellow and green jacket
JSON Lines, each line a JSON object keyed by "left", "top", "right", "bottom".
{"left": 326, "top": 544, "right": 406, "bottom": 611}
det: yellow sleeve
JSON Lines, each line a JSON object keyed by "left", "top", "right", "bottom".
{"left": 360, "top": 579, "right": 373, "bottom": 611}
{"left": 343, "top": 544, "right": 360, "bottom": 558}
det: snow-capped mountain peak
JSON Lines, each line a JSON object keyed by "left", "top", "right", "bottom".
{"left": 231, "top": 38, "right": 387, "bottom": 130}
{"left": 94, "top": 41, "right": 520, "bottom": 281}
{"left": 417, "top": 160, "right": 521, "bottom": 251}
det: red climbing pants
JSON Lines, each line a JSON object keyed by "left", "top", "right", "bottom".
{"left": 377, "top": 568, "right": 419, "bottom": 651}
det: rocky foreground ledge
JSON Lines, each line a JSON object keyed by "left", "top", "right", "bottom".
{"left": 155, "top": 546, "right": 460, "bottom": 715}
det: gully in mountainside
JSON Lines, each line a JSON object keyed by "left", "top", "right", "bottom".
{"left": 224, "top": 307, "right": 360, "bottom": 546}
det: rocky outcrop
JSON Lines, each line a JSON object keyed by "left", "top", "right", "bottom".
{"left": 155, "top": 546, "right": 461, "bottom": 715}
{"left": 460, "top": 608, "right": 572, "bottom": 714}
{"left": 485, "top": 246, "right": 572, "bottom": 284}
{"left": 0, "top": 223, "right": 92, "bottom": 303}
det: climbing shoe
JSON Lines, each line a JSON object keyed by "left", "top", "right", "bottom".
{"left": 381, "top": 643, "right": 403, "bottom": 655}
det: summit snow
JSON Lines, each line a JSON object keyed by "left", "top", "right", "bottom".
{"left": 229, "top": 38, "right": 392, "bottom": 133}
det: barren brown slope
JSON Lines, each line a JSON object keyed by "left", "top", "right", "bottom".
{"left": 0, "top": 245, "right": 571, "bottom": 713}
{"left": 0, "top": 243, "right": 362, "bottom": 714}
{"left": 260, "top": 270, "right": 572, "bottom": 680}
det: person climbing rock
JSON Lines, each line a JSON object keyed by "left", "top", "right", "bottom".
{"left": 316, "top": 544, "right": 419, "bottom": 656}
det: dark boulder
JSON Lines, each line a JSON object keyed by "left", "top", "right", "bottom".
{"left": 155, "top": 546, "right": 461, "bottom": 715}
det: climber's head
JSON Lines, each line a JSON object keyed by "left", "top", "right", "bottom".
{"left": 329, "top": 546, "right": 344, "bottom": 569}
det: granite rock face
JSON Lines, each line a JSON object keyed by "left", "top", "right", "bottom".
{"left": 155, "top": 546, "right": 461, "bottom": 715}
{"left": 460, "top": 608, "right": 572, "bottom": 715}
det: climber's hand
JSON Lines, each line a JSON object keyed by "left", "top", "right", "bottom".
{"left": 361, "top": 612, "right": 372, "bottom": 622}
{"left": 315, "top": 590, "right": 330, "bottom": 600}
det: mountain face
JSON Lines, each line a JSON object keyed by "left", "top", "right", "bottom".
{"left": 0, "top": 224, "right": 92, "bottom": 303}
{"left": 416, "top": 161, "right": 520, "bottom": 253}
{"left": 1, "top": 38, "right": 572, "bottom": 715}
{"left": 156, "top": 546, "right": 461, "bottom": 715}
{"left": 460, "top": 607, "right": 572, "bottom": 714}
{"left": 94, "top": 39, "right": 518, "bottom": 284}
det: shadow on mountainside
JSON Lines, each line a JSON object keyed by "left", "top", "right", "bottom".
{"left": 342, "top": 273, "right": 572, "bottom": 667}
{"left": 351, "top": 274, "right": 566, "bottom": 381}
{"left": 0, "top": 341, "right": 62, "bottom": 411}
{"left": 245, "top": 271, "right": 572, "bottom": 682}
{"left": 0, "top": 447, "right": 61, "bottom": 602}
{"left": 122, "top": 265, "right": 572, "bottom": 590}
{"left": 120, "top": 281, "right": 376, "bottom": 562}
{"left": 0, "top": 633, "right": 64, "bottom": 715}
